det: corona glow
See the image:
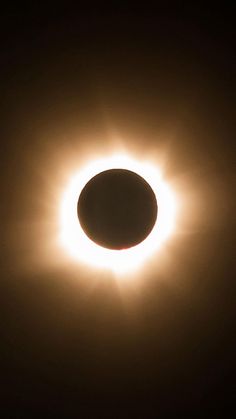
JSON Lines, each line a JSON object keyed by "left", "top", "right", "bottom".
{"left": 59, "top": 154, "right": 176, "bottom": 274}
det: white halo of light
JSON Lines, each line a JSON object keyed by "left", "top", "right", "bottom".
{"left": 59, "top": 154, "right": 176, "bottom": 275}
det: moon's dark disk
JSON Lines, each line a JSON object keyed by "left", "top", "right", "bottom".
{"left": 77, "top": 169, "right": 158, "bottom": 250}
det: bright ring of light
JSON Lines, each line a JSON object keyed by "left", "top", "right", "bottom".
{"left": 59, "top": 154, "right": 176, "bottom": 274}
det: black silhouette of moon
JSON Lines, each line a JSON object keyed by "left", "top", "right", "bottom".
{"left": 77, "top": 169, "right": 158, "bottom": 250}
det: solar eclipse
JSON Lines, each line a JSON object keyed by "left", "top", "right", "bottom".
{"left": 3, "top": 8, "right": 234, "bottom": 415}
{"left": 60, "top": 154, "right": 176, "bottom": 274}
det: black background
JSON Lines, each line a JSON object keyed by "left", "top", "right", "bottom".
{"left": 1, "top": 5, "right": 235, "bottom": 418}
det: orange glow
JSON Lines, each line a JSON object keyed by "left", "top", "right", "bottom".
{"left": 59, "top": 153, "right": 176, "bottom": 275}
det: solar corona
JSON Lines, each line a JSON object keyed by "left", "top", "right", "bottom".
{"left": 60, "top": 154, "right": 176, "bottom": 274}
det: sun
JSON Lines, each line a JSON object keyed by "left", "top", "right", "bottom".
{"left": 59, "top": 154, "right": 176, "bottom": 275}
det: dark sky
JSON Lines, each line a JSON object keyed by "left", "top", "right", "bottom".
{"left": 1, "top": 6, "right": 235, "bottom": 417}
